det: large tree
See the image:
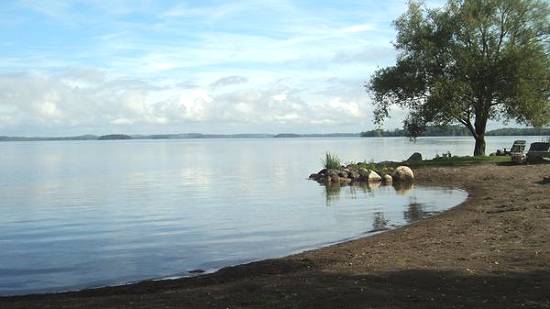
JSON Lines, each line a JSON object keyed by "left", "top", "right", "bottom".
{"left": 368, "top": 0, "right": 550, "bottom": 156}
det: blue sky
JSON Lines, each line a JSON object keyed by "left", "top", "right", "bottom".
{"left": 0, "top": 0, "right": 451, "bottom": 136}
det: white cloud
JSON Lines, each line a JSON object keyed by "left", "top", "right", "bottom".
{"left": 0, "top": 69, "right": 379, "bottom": 134}
{"left": 2, "top": 0, "right": 445, "bottom": 135}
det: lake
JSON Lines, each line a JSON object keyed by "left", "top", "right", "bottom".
{"left": 0, "top": 136, "right": 543, "bottom": 295}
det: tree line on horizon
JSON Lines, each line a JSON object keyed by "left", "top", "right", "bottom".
{"left": 360, "top": 126, "right": 550, "bottom": 137}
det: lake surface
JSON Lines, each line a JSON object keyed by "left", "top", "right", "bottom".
{"left": 0, "top": 136, "right": 543, "bottom": 295}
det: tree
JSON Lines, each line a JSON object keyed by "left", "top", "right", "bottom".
{"left": 367, "top": 0, "right": 550, "bottom": 156}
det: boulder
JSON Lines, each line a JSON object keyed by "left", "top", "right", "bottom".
{"left": 382, "top": 174, "right": 393, "bottom": 184}
{"left": 338, "top": 170, "right": 349, "bottom": 178}
{"left": 367, "top": 170, "right": 382, "bottom": 182}
{"left": 309, "top": 173, "right": 320, "bottom": 180}
{"left": 392, "top": 166, "right": 414, "bottom": 182}
{"left": 339, "top": 177, "right": 352, "bottom": 185}
{"left": 358, "top": 168, "right": 370, "bottom": 179}
{"left": 349, "top": 171, "right": 361, "bottom": 179}
{"left": 407, "top": 152, "right": 422, "bottom": 162}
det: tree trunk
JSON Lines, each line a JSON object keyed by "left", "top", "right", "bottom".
{"left": 474, "top": 135, "right": 486, "bottom": 156}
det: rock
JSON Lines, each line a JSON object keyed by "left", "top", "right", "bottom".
{"left": 367, "top": 170, "right": 382, "bottom": 182}
{"left": 349, "top": 171, "right": 360, "bottom": 179}
{"left": 309, "top": 173, "right": 320, "bottom": 180}
{"left": 358, "top": 168, "right": 370, "bottom": 179}
{"left": 339, "top": 177, "right": 352, "bottom": 185}
{"left": 338, "top": 171, "right": 349, "bottom": 178}
{"left": 392, "top": 166, "right": 414, "bottom": 182}
{"left": 318, "top": 168, "right": 328, "bottom": 175}
{"left": 188, "top": 269, "right": 205, "bottom": 274}
{"left": 407, "top": 152, "right": 422, "bottom": 162}
{"left": 543, "top": 176, "right": 550, "bottom": 184}
{"left": 327, "top": 169, "right": 339, "bottom": 178}
{"left": 330, "top": 175, "right": 340, "bottom": 184}
{"left": 382, "top": 174, "right": 393, "bottom": 184}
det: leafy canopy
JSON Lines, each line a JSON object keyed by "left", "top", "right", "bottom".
{"left": 368, "top": 0, "right": 550, "bottom": 152}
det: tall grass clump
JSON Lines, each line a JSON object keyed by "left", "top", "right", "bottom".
{"left": 323, "top": 152, "right": 341, "bottom": 170}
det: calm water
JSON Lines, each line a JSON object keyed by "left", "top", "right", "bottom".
{"left": 0, "top": 136, "right": 542, "bottom": 295}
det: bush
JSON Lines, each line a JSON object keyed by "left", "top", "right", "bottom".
{"left": 323, "top": 153, "right": 341, "bottom": 170}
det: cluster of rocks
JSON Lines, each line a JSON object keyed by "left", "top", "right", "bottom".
{"left": 309, "top": 165, "right": 414, "bottom": 186}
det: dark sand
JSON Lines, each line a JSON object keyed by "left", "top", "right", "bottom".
{"left": 2, "top": 164, "right": 550, "bottom": 308}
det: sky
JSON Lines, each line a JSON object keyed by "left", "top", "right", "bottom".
{"left": 0, "top": 0, "right": 457, "bottom": 136}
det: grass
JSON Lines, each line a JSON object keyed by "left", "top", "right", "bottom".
{"left": 358, "top": 155, "right": 512, "bottom": 171}
{"left": 323, "top": 153, "right": 341, "bottom": 170}
{"left": 408, "top": 155, "right": 511, "bottom": 168}
{"left": 321, "top": 153, "right": 512, "bottom": 174}
{"left": 358, "top": 160, "right": 393, "bottom": 176}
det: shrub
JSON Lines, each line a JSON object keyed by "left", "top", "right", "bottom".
{"left": 323, "top": 153, "right": 341, "bottom": 170}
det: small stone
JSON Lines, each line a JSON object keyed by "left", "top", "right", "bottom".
{"left": 382, "top": 174, "right": 393, "bottom": 184}
{"left": 189, "top": 269, "right": 205, "bottom": 274}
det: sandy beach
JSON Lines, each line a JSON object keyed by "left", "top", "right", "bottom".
{"left": 2, "top": 163, "right": 549, "bottom": 308}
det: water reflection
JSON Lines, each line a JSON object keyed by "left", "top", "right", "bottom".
{"left": 323, "top": 181, "right": 441, "bottom": 226}
{"left": 371, "top": 212, "right": 389, "bottom": 232}
{"left": 324, "top": 181, "right": 415, "bottom": 206}
{"left": 403, "top": 197, "right": 440, "bottom": 223}
{"left": 324, "top": 183, "right": 374, "bottom": 206}
{"left": 393, "top": 182, "right": 414, "bottom": 195}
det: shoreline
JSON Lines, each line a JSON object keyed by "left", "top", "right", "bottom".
{"left": 2, "top": 164, "right": 549, "bottom": 308}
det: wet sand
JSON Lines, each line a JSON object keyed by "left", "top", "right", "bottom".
{"left": 2, "top": 164, "right": 550, "bottom": 308}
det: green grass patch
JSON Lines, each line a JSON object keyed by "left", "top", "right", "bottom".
{"left": 408, "top": 155, "right": 511, "bottom": 167}
{"left": 357, "top": 155, "right": 511, "bottom": 170}
{"left": 323, "top": 152, "right": 342, "bottom": 170}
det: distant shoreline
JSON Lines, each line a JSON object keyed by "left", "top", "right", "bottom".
{"left": 1, "top": 128, "right": 548, "bottom": 142}
{"left": 0, "top": 133, "right": 360, "bottom": 142}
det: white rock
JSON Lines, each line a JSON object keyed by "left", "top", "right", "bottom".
{"left": 392, "top": 166, "right": 414, "bottom": 182}
{"left": 367, "top": 170, "right": 382, "bottom": 182}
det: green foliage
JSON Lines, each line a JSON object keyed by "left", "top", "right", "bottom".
{"left": 357, "top": 160, "right": 393, "bottom": 176}
{"left": 361, "top": 125, "right": 471, "bottom": 137}
{"left": 367, "top": 0, "right": 550, "bottom": 156}
{"left": 485, "top": 128, "right": 550, "bottom": 136}
{"left": 361, "top": 126, "right": 550, "bottom": 137}
{"left": 323, "top": 153, "right": 342, "bottom": 170}
{"left": 407, "top": 155, "right": 511, "bottom": 167}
